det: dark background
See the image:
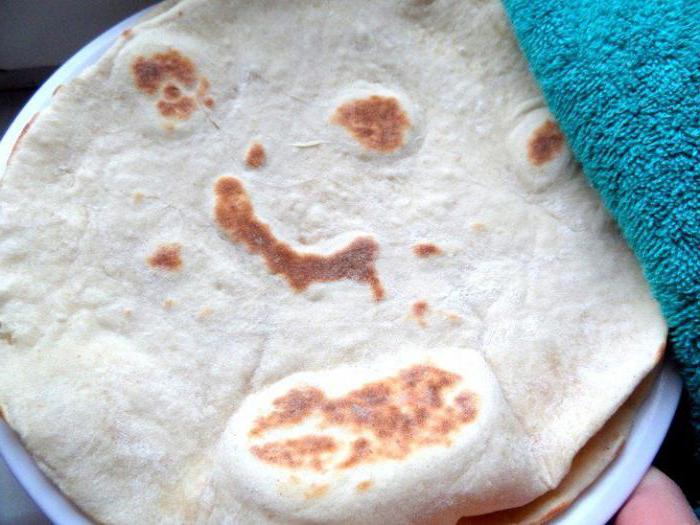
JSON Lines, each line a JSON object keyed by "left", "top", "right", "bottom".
{"left": 0, "top": 1, "right": 697, "bottom": 523}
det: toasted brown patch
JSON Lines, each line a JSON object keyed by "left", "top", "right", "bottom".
{"left": 197, "top": 77, "right": 210, "bottom": 98}
{"left": 196, "top": 77, "right": 215, "bottom": 108}
{"left": 527, "top": 120, "right": 564, "bottom": 166}
{"left": 332, "top": 95, "right": 410, "bottom": 153}
{"left": 251, "top": 388, "right": 326, "bottom": 437}
{"left": 122, "top": 28, "right": 133, "bottom": 39}
{"left": 250, "top": 436, "right": 337, "bottom": 471}
{"left": 412, "top": 300, "right": 429, "bottom": 326}
{"left": 356, "top": 480, "right": 373, "bottom": 492}
{"left": 197, "top": 307, "right": 214, "bottom": 319}
{"left": 163, "top": 299, "right": 175, "bottom": 309}
{"left": 0, "top": 331, "right": 15, "bottom": 345}
{"left": 413, "top": 243, "right": 442, "bottom": 258}
{"left": 133, "top": 191, "right": 145, "bottom": 204}
{"left": 131, "top": 50, "right": 213, "bottom": 120}
{"left": 245, "top": 143, "right": 266, "bottom": 169}
{"left": 250, "top": 364, "right": 479, "bottom": 470}
{"left": 132, "top": 49, "right": 197, "bottom": 96}
{"left": 163, "top": 84, "right": 182, "bottom": 100}
{"left": 445, "top": 312, "right": 462, "bottom": 323}
{"left": 157, "top": 97, "right": 197, "bottom": 120}
{"left": 8, "top": 112, "right": 39, "bottom": 165}
{"left": 470, "top": 223, "right": 487, "bottom": 233}
{"left": 304, "top": 484, "right": 330, "bottom": 499}
{"left": 214, "top": 177, "right": 384, "bottom": 301}
{"left": 122, "top": 308, "right": 132, "bottom": 317}
{"left": 148, "top": 244, "right": 182, "bottom": 271}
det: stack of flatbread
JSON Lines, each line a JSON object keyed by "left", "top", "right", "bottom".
{"left": 0, "top": 1, "right": 666, "bottom": 523}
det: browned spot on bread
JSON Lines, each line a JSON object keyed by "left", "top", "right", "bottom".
{"left": 148, "top": 243, "right": 182, "bottom": 271}
{"left": 214, "top": 177, "right": 384, "bottom": 301}
{"left": 132, "top": 49, "right": 197, "bottom": 95}
{"left": 340, "top": 438, "right": 373, "bottom": 469}
{"left": 250, "top": 364, "right": 479, "bottom": 470}
{"left": 413, "top": 243, "right": 442, "bottom": 258}
{"left": 412, "top": 300, "right": 429, "bottom": 327}
{"left": 133, "top": 191, "right": 145, "bottom": 204}
{"left": 470, "top": 223, "right": 487, "bottom": 233}
{"left": 527, "top": 120, "right": 564, "bottom": 166}
{"left": 196, "top": 77, "right": 215, "bottom": 108}
{"left": 163, "top": 84, "right": 181, "bottom": 100}
{"left": 8, "top": 112, "right": 39, "bottom": 165}
{"left": 251, "top": 436, "right": 337, "bottom": 471}
{"left": 197, "top": 307, "right": 214, "bottom": 319}
{"left": 304, "top": 484, "right": 329, "bottom": 499}
{"left": 197, "top": 77, "right": 210, "bottom": 98}
{"left": 131, "top": 50, "right": 213, "bottom": 120}
{"left": 122, "top": 28, "right": 133, "bottom": 39}
{"left": 157, "top": 97, "right": 197, "bottom": 120}
{"left": 0, "top": 331, "right": 14, "bottom": 345}
{"left": 163, "top": 299, "right": 175, "bottom": 309}
{"left": 332, "top": 95, "right": 410, "bottom": 152}
{"left": 245, "top": 143, "right": 266, "bottom": 169}
{"left": 356, "top": 480, "right": 373, "bottom": 492}
{"left": 251, "top": 388, "right": 325, "bottom": 436}
{"left": 122, "top": 308, "right": 132, "bottom": 317}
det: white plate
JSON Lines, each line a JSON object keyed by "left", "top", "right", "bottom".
{"left": 0, "top": 5, "right": 683, "bottom": 525}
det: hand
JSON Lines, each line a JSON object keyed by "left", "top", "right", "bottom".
{"left": 616, "top": 467, "right": 698, "bottom": 525}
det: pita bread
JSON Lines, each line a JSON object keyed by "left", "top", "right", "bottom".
{"left": 0, "top": 1, "right": 665, "bottom": 523}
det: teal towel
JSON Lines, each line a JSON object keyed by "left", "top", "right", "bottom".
{"left": 502, "top": 0, "right": 700, "bottom": 477}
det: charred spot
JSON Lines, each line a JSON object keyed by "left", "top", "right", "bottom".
{"left": 8, "top": 112, "right": 39, "bottom": 165}
{"left": 251, "top": 388, "right": 324, "bottom": 436}
{"left": 250, "top": 435, "right": 337, "bottom": 470}
{"left": 245, "top": 143, "right": 266, "bottom": 169}
{"left": 0, "top": 331, "right": 14, "bottom": 345}
{"left": 157, "top": 96, "right": 197, "bottom": 120}
{"left": 454, "top": 391, "right": 479, "bottom": 423}
{"left": 341, "top": 438, "right": 373, "bottom": 468}
{"left": 412, "top": 301, "right": 429, "bottom": 326}
{"left": 132, "top": 49, "right": 197, "bottom": 95}
{"left": 249, "top": 363, "right": 478, "bottom": 470}
{"left": 214, "top": 176, "right": 384, "bottom": 301}
{"left": 527, "top": 120, "right": 564, "bottom": 166}
{"left": 332, "top": 95, "right": 410, "bottom": 153}
{"left": 356, "top": 480, "right": 373, "bottom": 492}
{"left": 204, "top": 97, "right": 215, "bottom": 108}
{"left": 148, "top": 243, "right": 182, "bottom": 271}
{"left": 163, "top": 84, "right": 182, "bottom": 100}
{"left": 304, "top": 484, "right": 329, "bottom": 499}
{"left": 413, "top": 243, "right": 442, "bottom": 258}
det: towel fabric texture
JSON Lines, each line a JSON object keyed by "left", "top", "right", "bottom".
{"left": 502, "top": 0, "right": 700, "bottom": 445}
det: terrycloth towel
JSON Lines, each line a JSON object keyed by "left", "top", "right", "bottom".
{"left": 502, "top": 0, "right": 700, "bottom": 494}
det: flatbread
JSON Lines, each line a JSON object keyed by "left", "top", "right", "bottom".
{"left": 461, "top": 366, "right": 659, "bottom": 525}
{"left": 0, "top": 1, "right": 666, "bottom": 523}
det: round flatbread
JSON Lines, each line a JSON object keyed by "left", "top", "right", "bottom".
{"left": 0, "top": 1, "right": 665, "bottom": 523}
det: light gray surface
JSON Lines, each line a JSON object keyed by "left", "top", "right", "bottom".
{"left": 0, "top": 0, "right": 156, "bottom": 69}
